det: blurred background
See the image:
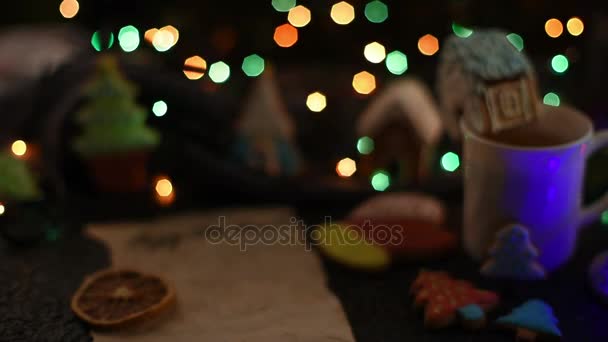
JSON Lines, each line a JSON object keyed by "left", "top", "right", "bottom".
{"left": 1, "top": 0, "right": 608, "bottom": 217}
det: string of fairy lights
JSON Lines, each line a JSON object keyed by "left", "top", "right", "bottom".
{"left": 49, "top": 1, "right": 599, "bottom": 197}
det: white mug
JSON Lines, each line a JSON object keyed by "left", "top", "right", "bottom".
{"left": 462, "top": 105, "right": 608, "bottom": 272}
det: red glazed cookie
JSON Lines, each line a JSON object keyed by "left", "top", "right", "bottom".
{"left": 347, "top": 193, "right": 446, "bottom": 225}
{"left": 345, "top": 218, "right": 457, "bottom": 259}
{"left": 410, "top": 270, "right": 500, "bottom": 329}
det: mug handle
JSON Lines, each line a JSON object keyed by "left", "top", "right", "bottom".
{"left": 581, "top": 130, "right": 608, "bottom": 227}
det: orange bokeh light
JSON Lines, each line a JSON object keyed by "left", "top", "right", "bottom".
{"left": 183, "top": 56, "right": 207, "bottom": 80}
{"left": 59, "top": 0, "right": 79, "bottom": 19}
{"left": 288, "top": 5, "right": 312, "bottom": 28}
{"left": 161, "top": 25, "right": 179, "bottom": 44}
{"left": 11, "top": 140, "right": 27, "bottom": 157}
{"left": 306, "top": 92, "right": 327, "bottom": 112}
{"left": 156, "top": 178, "right": 173, "bottom": 197}
{"left": 154, "top": 177, "right": 175, "bottom": 206}
{"left": 352, "top": 71, "right": 376, "bottom": 95}
{"left": 274, "top": 24, "right": 299, "bottom": 48}
{"left": 418, "top": 34, "right": 439, "bottom": 56}
{"left": 567, "top": 17, "right": 584, "bottom": 36}
{"left": 331, "top": 1, "right": 355, "bottom": 25}
{"left": 144, "top": 28, "right": 159, "bottom": 44}
{"left": 336, "top": 158, "right": 357, "bottom": 177}
{"left": 545, "top": 18, "right": 563, "bottom": 38}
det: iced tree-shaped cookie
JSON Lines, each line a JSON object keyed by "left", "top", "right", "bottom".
{"left": 481, "top": 224, "right": 546, "bottom": 280}
{"left": 410, "top": 270, "right": 500, "bottom": 329}
{"left": 73, "top": 56, "right": 159, "bottom": 157}
{"left": 0, "top": 152, "right": 41, "bottom": 201}
{"left": 497, "top": 299, "right": 562, "bottom": 341}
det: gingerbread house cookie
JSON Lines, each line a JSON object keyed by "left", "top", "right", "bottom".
{"left": 356, "top": 78, "right": 443, "bottom": 185}
{"left": 437, "top": 29, "right": 539, "bottom": 139}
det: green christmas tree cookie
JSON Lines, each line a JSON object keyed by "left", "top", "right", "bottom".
{"left": 73, "top": 56, "right": 159, "bottom": 157}
{"left": 0, "top": 152, "right": 41, "bottom": 201}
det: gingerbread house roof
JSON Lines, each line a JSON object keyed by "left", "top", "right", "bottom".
{"left": 237, "top": 68, "right": 295, "bottom": 140}
{"left": 440, "top": 29, "right": 533, "bottom": 81}
{"left": 357, "top": 78, "right": 443, "bottom": 146}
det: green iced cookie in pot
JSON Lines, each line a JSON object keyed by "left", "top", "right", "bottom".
{"left": 314, "top": 223, "right": 390, "bottom": 271}
{"left": 72, "top": 56, "right": 160, "bottom": 193}
{"left": 0, "top": 153, "right": 41, "bottom": 202}
{"left": 0, "top": 152, "right": 47, "bottom": 243}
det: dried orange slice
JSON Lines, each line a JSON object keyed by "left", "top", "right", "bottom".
{"left": 71, "top": 269, "right": 176, "bottom": 329}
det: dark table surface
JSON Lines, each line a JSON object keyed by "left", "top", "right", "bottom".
{"left": 1, "top": 195, "right": 608, "bottom": 342}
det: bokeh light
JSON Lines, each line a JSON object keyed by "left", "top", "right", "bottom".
{"left": 161, "top": 25, "right": 179, "bottom": 44}
{"left": 91, "top": 31, "right": 114, "bottom": 51}
{"left": 452, "top": 23, "right": 473, "bottom": 38}
{"left": 152, "top": 101, "right": 168, "bottom": 117}
{"left": 144, "top": 28, "right": 158, "bottom": 44}
{"left": 59, "top": 0, "right": 79, "bottom": 19}
{"left": 602, "top": 210, "right": 608, "bottom": 225}
{"left": 357, "top": 136, "right": 375, "bottom": 155}
{"left": 551, "top": 54, "right": 569, "bottom": 73}
{"left": 272, "top": 0, "right": 296, "bottom": 12}
{"left": 0, "top": 203, "right": 4, "bottom": 216}
{"left": 274, "top": 24, "right": 299, "bottom": 48}
{"left": 306, "top": 92, "right": 327, "bottom": 112}
{"left": 506, "top": 33, "right": 524, "bottom": 51}
{"left": 288, "top": 5, "right": 311, "bottom": 28}
{"left": 208, "top": 61, "right": 231, "bottom": 83}
{"left": 152, "top": 29, "right": 175, "bottom": 52}
{"left": 418, "top": 34, "right": 439, "bottom": 56}
{"left": 242, "top": 54, "right": 265, "bottom": 77}
{"left": 543, "top": 92, "right": 560, "bottom": 107}
{"left": 118, "top": 25, "right": 140, "bottom": 52}
{"left": 336, "top": 158, "right": 357, "bottom": 178}
{"left": 365, "top": 1, "right": 388, "bottom": 24}
{"left": 567, "top": 17, "right": 584, "bottom": 36}
{"left": 183, "top": 56, "right": 207, "bottom": 80}
{"left": 331, "top": 2, "right": 355, "bottom": 25}
{"left": 352, "top": 71, "right": 376, "bottom": 95}
{"left": 364, "top": 42, "right": 386, "bottom": 64}
{"left": 11, "top": 140, "right": 27, "bottom": 157}
{"left": 370, "top": 170, "right": 390, "bottom": 191}
{"left": 441, "top": 152, "right": 460, "bottom": 172}
{"left": 545, "top": 18, "right": 563, "bottom": 38}
{"left": 385, "top": 50, "right": 408, "bottom": 75}
{"left": 155, "top": 178, "right": 173, "bottom": 197}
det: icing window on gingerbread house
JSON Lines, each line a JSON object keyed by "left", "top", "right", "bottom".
{"left": 498, "top": 89, "right": 523, "bottom": 119}
{"left": 484, "top": 79, "right": 533, "bottom": 132}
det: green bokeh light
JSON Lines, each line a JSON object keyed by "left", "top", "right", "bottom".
{"left": 152, "top": 100, "right": 168, "bottom": 117}
{"left": 272, "top": 0, "right": 296, "bottom": 12}
{"left": 551, "top": 54, "right": 569, "bottom": 74}
{"left": 118, "top": 25, "right": 140, "bottom": 52}
{"left": 507, "top": 33, "right": 524, "bottom": 51}
{"left": 371, "top": 170, "right": 390, "bottom": 191}
{"left": 543, "top": 92, "right": 560, "bottom": 107}
{"left": 209, "top": 61, "right": 231, "bottom": 83}
{"left": 365, "top": 1, "right": 388, "bottom": 24}
{"left": 452, "top": 23, "right": 473, "bottom": 38}
{"left": 385, "top": 50, "right": 408, "bottom": 75}
{"left": 602, "top": 210, "right": 608, "bottom": 225}
{"left": 441, "top": 152, "right": 460, "bottom": 172}
{"left": 357, "top": 136, "right": 375, "bottom": 155}
{"left": 46, "top": 228, "right": 60, "bottom": 242}
{"left": 242, "top": 54, "right": 265, "bottom": 77}
{"left": 91, "top": 31, "right": 114, "bottom": 52}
